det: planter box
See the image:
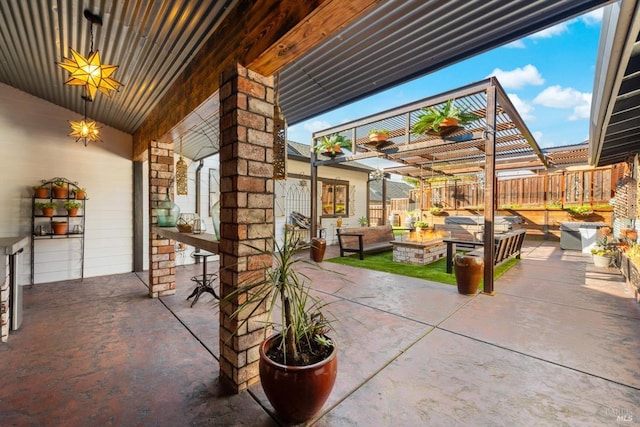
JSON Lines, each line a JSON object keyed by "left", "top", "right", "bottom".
{"left": 620, "top": 253, "right": 640, "bottom": 302}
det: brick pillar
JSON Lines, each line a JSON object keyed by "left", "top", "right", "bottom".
{"left": 218, "top": 62, "right": 274, "bottom": 392}
{"left": 148, "top": 139, "right": 177, "bottom": 298}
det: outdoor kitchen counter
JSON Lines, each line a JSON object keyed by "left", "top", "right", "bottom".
{"left": 0, "top": 236, "right": 29, "bottom": 255}
{"left": 1, "top": 235, "right": 29, "bottom": 341}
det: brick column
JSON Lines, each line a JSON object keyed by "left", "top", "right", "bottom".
{"left": 148, "top": 139, "right": 176, "bottom": 298}
{"left": 218, "top": 62, "right": 274, "bottom": 392}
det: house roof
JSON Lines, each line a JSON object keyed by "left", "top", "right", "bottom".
{"left": 589, "top": 0, "right": 640, "bottom": 166}
{"left": 369, "top": 180, "right": 414, "bottom": 203}
{"left": 0, "top": 1, "right": 612, "bottom": 162}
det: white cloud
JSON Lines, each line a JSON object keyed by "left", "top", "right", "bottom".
{"left": 487, "top": 64, "right": 544, "bottom": 90}
{"left": 529, "top": 22, "right": 569, "bottom": 39}
{"left": 533, "top": 85, "right": 591, "bottom": 110}
{"left": 534, "top": 86, "right": 592, "bottom": 121}
{"left": 569, "top": 96, "right": 592, "bottom": 121}
{"left": 533, "top": 131, "right": 543, "bottom": 142}
{"left": 507, "top": 93, "right": 535, "bottom": 121}
{"left": 580, "top": 8, "right": 603, "bottom": 26}
{"left": 504, "top": 40, "right": 526, "bottom": 49}
{"left": 303, "top": 120, "right": 331, "bottom": 133}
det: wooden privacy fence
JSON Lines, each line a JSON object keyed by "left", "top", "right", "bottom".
{"left": 409, "top": 165, "right": 624, "bottom": 210}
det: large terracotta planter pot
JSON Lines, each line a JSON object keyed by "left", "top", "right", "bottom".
{"left": 259, "top": 334, "right": 338, "bottom": 424}
{"left": 311, "top": 237, "right": 326, "bottom": 262}
{"left": 454, "top": 253, "right": 484, "bottom": 295}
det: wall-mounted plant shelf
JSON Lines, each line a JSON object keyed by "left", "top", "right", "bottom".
{"left": 30, "top": 177, "right": 86, "bottom": 284}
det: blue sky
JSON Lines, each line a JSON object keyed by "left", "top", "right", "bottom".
{"left": 287, "top": 8, "right": 603, "bottom": 150}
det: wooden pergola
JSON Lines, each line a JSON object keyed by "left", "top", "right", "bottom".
{"left": 310, "top": 77, "right": 549, "bottom": 294}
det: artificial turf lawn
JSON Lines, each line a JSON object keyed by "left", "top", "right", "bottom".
{"left": 325, "top": 250, "right": 519, "bottom": 288}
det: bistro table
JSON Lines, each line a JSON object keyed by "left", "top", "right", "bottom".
{"left": 151, "top": 226, "right": 219, "bottom": 253}
{"left": 151, "top": 227, "right": 220, "bottom": 304}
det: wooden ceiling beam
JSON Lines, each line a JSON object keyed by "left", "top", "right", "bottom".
{"left": 247, "top": 0, "right": 379, "bottom": 76}
{"left": 133, "top": 0, "right": 377, "bottom": 160}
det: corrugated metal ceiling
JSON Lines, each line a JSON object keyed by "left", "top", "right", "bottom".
{"left": 0, "top": 0, "right": 234, "bottom": 136}
{"left": 280, "top": 0, "right": 612, "bottom": 126}
{"left": 0, "top": 0, "right": 613, "bottom": 162}
{"left": 590, "top": 0, "right": 640, "bottom": 166}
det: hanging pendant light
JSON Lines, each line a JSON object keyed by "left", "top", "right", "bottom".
{"left": 176, "top": 137, "right": 188, "bottom": 195}
{"left": 68, "top": 96, "right": 101, "bottom": 146}
{"left": 57, "top": 9, "right": 122, "bottom": 101}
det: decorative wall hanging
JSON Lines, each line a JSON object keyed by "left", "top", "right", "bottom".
{"left": 176, "top": 137, "right": 188, "bottom": 195}
{"left": 273, "top": 73, "right": 287, "bottom": 180}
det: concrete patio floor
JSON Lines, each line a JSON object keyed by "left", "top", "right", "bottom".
{"left": 1, "top": 240, "right": 639, "bottom": 426}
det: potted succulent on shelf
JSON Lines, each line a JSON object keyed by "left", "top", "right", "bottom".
{"left": 74, "top": 188, "right": 87, "bottom": 200}
{"left": 63, "top": 201, "right": 82, "bottom": 216}
{"left": 52, "top": 180, "right": 68, "bottom": 198}
{"left": 221, "top": 227, "right": 337, "bottom": 424}
{"left": 411, "top": 99, "right": 478, "bottom": 136}
{"left": 51, "top": 221, "right": 68, "bottom": 235}
{"left": 367, "top": 128, "right": 390, "bottom": 144}
{"left": 358, "top": 216, "right": 369, "bottom": 226}
{"left": 33, "top": 185, "right": 49, "bottom": 198}
{"left": 35, "top": 201, "right": 57, "bottom": 217}
{"left": 314, "top": 134, "right": 351, "bottom": 158}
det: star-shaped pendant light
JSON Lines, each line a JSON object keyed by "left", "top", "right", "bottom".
{"left": 68, "top": 118, "right": 102, "bottom": 146}
{"left": 67, "top": 96, "right": 101, "bottom": 146}
{"left": 57, "top": 9, "right": 122, "bottom": 101}
{"left": 58, "top": 48, "right": 122, "bottom": 100}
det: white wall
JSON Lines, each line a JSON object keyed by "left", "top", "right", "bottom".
{"left": 0, "top": 83, "right": 133, "bottom": 284}
{"left": 276, "top": 158, "right": 370, "bottom": 244}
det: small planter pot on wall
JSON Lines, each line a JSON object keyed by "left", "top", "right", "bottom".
{"left": 52, "top": 183, "right": 68, "bottom": 199}
{"left": 33, "top": 187, "right": 48, "bottom": 198}
{"left": 52, "top": 221, "right": 68, "bottom": 235}
{"left": 74, "top": 189, "right": 87, "bottom": 200}
{"left": 454, "top": 253, "right": 484, "bottom": 295}
{"left": 259, "top": 333, "right": 338, "bottom": 424}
